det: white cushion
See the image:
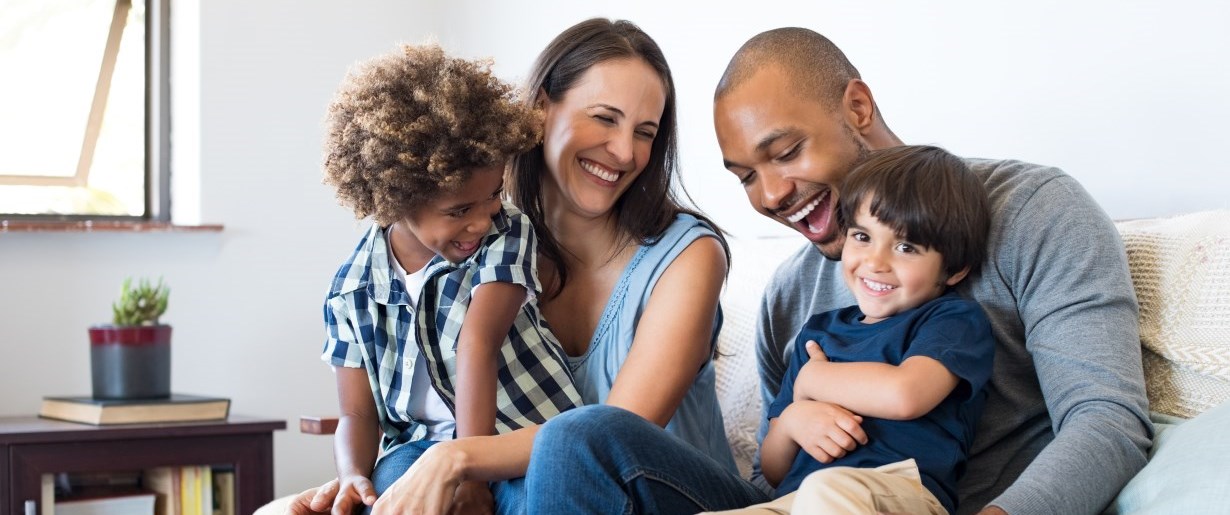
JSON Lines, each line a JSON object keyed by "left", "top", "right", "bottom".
{"left": 1117, "top": 211, "right": 1230, "bottom": 418}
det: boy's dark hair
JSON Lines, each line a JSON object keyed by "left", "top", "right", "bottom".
{"left": 838, "top": 145, "right": 991, "bottom": 277}
{"left": 323, "top": 43, "right": 542, "bottom": 226}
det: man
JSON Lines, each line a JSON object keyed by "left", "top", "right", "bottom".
{"left": 717, "top": 28, "right": 1151, "bottom": 514}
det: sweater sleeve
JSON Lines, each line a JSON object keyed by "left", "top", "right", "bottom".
{"left": 988, "top": 175, "right": 1152, "bottom": 515}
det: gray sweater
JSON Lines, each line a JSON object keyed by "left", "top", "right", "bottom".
{"left": 754, "top": 158, "right": 1153, "bottom": 514}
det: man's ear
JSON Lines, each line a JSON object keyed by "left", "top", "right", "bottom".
{"left": 842, "top": 79, "right": 877, "bottom": 135}
{"left": 944, "top": 266, "right": 971, "bottom": 287}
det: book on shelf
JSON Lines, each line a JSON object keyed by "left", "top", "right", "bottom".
{"left": 54, "top": 491, "right": 156, "bottom": 515}
{"left": 38, "top": 394, "right": 230, "bottom": 425}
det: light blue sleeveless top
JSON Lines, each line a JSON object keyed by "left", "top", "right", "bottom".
{"left": 566, "top": 213, "right": 738, "bottom": 473}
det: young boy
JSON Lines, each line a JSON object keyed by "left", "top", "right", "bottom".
{"left": 736, "top": 145, "right": 995, "bottom": 514}
{"left": 318, "top": 44, "right": 581, "bottom": 512}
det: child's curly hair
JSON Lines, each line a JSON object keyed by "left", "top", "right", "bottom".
{"left": 323, "top": 43, "right": 542, "bottom": 225}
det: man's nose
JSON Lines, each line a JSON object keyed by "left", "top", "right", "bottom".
{"left": 761, "top": 170, "right": 796, "bottom": 214}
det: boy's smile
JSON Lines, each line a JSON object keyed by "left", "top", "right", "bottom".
{"left": 841, "top": 200, "right": 967, "bottom": 324}
{"left": 392, "top": 166, "right": 505, "bottom": 268}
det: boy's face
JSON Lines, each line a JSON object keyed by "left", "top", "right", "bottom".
{"left": 841, "top": 200, "right": 968, "bottom": 324}
{"left": 404, "top": 165, "right": 505, "bottom": 264}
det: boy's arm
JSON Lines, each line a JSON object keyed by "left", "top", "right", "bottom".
{"left": 453, "top": 281, "right": 526, "bottom": 438}
{"left": 793, "top": 341, "right": 959, "bottom": 420}
{"left": 760, "top": 417, "right": 799, "bottom": 487}
{"left": 761, "top": 401, "right": 867, "bottom": 487}
{"left": 332, "top": 366, "right": 381, "bottom": 509}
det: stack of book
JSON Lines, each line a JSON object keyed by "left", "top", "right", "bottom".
{"left": 145, "top": 466, "right": 236, "bottom": 515}
{"left": 38, "top": 394, "right": 230, "bottom": 425}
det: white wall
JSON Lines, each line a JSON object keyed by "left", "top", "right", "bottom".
{"left": 1, "top": 0, "right": 1227, "bottom": 497}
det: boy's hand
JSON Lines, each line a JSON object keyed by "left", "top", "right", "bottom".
{"left": 336, "top": 474, "right": 378, "bottom": 513}
{"left": 805, "top": 339, "right": 828, "bottom": 362}
{"left": 780, "top": 400, "right": 867, "bottom": 464}
{"left": 795, "top": 340, "right": 829, "bottom": 402}
{"left": 448, "top": 481, "right": 494, "bottom": 515}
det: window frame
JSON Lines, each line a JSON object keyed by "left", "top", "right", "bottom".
{"left": 0, "top": 0, "right": 171, "bottom": 224}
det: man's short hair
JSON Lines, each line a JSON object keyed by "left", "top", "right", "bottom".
{"left": 838, "top": 145, "right": 991, "bottom": 277}
{"left": 715, "top": 27, "right": 860, "bottom": 110}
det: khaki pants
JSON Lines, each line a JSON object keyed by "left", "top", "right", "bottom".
{"left": 704, "top": 459, "right": 946, "bottom": 515}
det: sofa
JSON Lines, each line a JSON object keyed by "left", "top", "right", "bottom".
{"left": 261, "top": 210, "right": 1230, "bottom": 513}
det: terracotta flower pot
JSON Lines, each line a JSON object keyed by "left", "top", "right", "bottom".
{"left": 89, "top": 325, "right": 172, "bottom": 400}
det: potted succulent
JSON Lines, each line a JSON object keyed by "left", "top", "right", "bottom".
{"left": 89, "top": 278, "right": 172, "bottom": 399}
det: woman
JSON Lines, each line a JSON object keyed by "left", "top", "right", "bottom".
{"left": 294, "top": 18, "right": 765, "bottom": 514}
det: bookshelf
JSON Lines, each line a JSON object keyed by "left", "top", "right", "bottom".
{"left": 0, "top": 415, "right": 285, "bottom": 515}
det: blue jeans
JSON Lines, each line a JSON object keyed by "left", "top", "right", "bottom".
{"left": 525, "top": 405, "right": 769, "bottom": 514}
{"left": 371, "top": 439, "right": 526, "bottom": 515}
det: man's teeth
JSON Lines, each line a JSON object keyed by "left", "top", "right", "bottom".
{"left": 580, "top": 160, "right": 619, "bottom": 182}
{"left": 785, "top": 196, "right": 823, "bottom": 224}
{"left": 862, "top": 278, "right": 897, "bottom": 292}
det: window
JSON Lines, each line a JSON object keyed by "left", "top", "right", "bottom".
{"left": 0, "top": 0, "right": 169, "bottom": 220}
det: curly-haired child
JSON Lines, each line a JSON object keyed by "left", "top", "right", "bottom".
{"left": 318, "top": 43, "right": 582, "bottom": 513}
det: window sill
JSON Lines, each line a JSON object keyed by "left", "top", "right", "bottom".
{"left": 0, "top": 220, "right": 223, "bottom": 233}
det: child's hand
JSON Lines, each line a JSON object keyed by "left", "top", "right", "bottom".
{"left": 336, "top": 473, "right": 378, "bottom": 513}
{"left": 448, "top": 481, "right": 494, "bottom": 515}
{"left": 795, "top": 340, "right": 830, "bottom": 402}
{"left": 780, "top": 400, "right": 867, "bottom": 464}
{"left": 804, "top": 340, "right": 828, "bottom": 362}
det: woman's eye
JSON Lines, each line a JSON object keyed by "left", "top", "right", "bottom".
{"left": 594, "top": 115, "right": 615, "bottom": 124}
{"left": 636, "top": 129, "right": 656, "bottom": 139}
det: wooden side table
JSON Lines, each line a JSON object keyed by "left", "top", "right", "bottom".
{"left": 0, "top": 415, "right": 286, "bottom": 515}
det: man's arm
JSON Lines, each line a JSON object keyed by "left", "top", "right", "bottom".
{"left": 985, "top": 174, "right": 1151, "bottom": 514}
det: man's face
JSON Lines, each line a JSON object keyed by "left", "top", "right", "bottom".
{"left": 714, "top": 65, "right": 868, "bottom": 260}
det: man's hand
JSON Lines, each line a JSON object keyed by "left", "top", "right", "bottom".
{"left": 780, "top": 399, "right": 867, "bottom": 463}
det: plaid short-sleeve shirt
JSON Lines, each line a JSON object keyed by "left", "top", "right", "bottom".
{"left": 322, "top": 202, "right": 582, "bottom": 452}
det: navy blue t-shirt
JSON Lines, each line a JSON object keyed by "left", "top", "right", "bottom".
{"left": 767, "top": 291, "right": 995, "bottom": 513}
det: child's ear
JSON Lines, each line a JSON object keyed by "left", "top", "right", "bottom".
{"left": 944, "top": 266, "right": 971, "bottom": 287}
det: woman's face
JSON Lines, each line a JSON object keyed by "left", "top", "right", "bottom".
{"left": 540, "top": 58, "right": 667, "bottom": 221}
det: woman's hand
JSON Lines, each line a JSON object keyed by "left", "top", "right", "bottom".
{"left": 448, "top": 481, "right": 494, "bottom": 515}
{"left": 285, "top": 478, "right": 339, "bottom": 515}
{"left": 372, "top": 441, "right": 467, "bottom": 515}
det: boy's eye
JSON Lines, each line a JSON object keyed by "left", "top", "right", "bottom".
{"left": 448, "top": 208, "right": 470, "bottom": 218}
{"left": 738, "top": 171, "right": 755, "bottom": 186}
{"left": 850, "top": 231, "right": 870, "bottom": 242}
{"left": 490, "top": 188, "right": 503, "bottom": 200}
{"left": 895, "top": 242, "right": 916, "bottom": 253}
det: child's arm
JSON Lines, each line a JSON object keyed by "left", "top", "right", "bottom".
{"left": 453, "top": 281, "right": 527, "bottom": 438}
{"left": 761, "top": 400, "right": 867, "bottom": 487}
{"left": 793, "top": 340, "right": 959, "bottom": 420}
{"left": 332, "top": 365, "right": 381, "bottom": 511}
{"left": 451, "top": 282, "right": 526, "bottom": 510}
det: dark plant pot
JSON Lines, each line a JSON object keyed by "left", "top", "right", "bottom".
{"left": 89, "top": 325, "right": 172, "bottom": 400}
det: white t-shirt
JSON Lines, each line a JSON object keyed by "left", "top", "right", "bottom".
{"left": 387, "top": 228, "right": 456, "bottom": 441}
